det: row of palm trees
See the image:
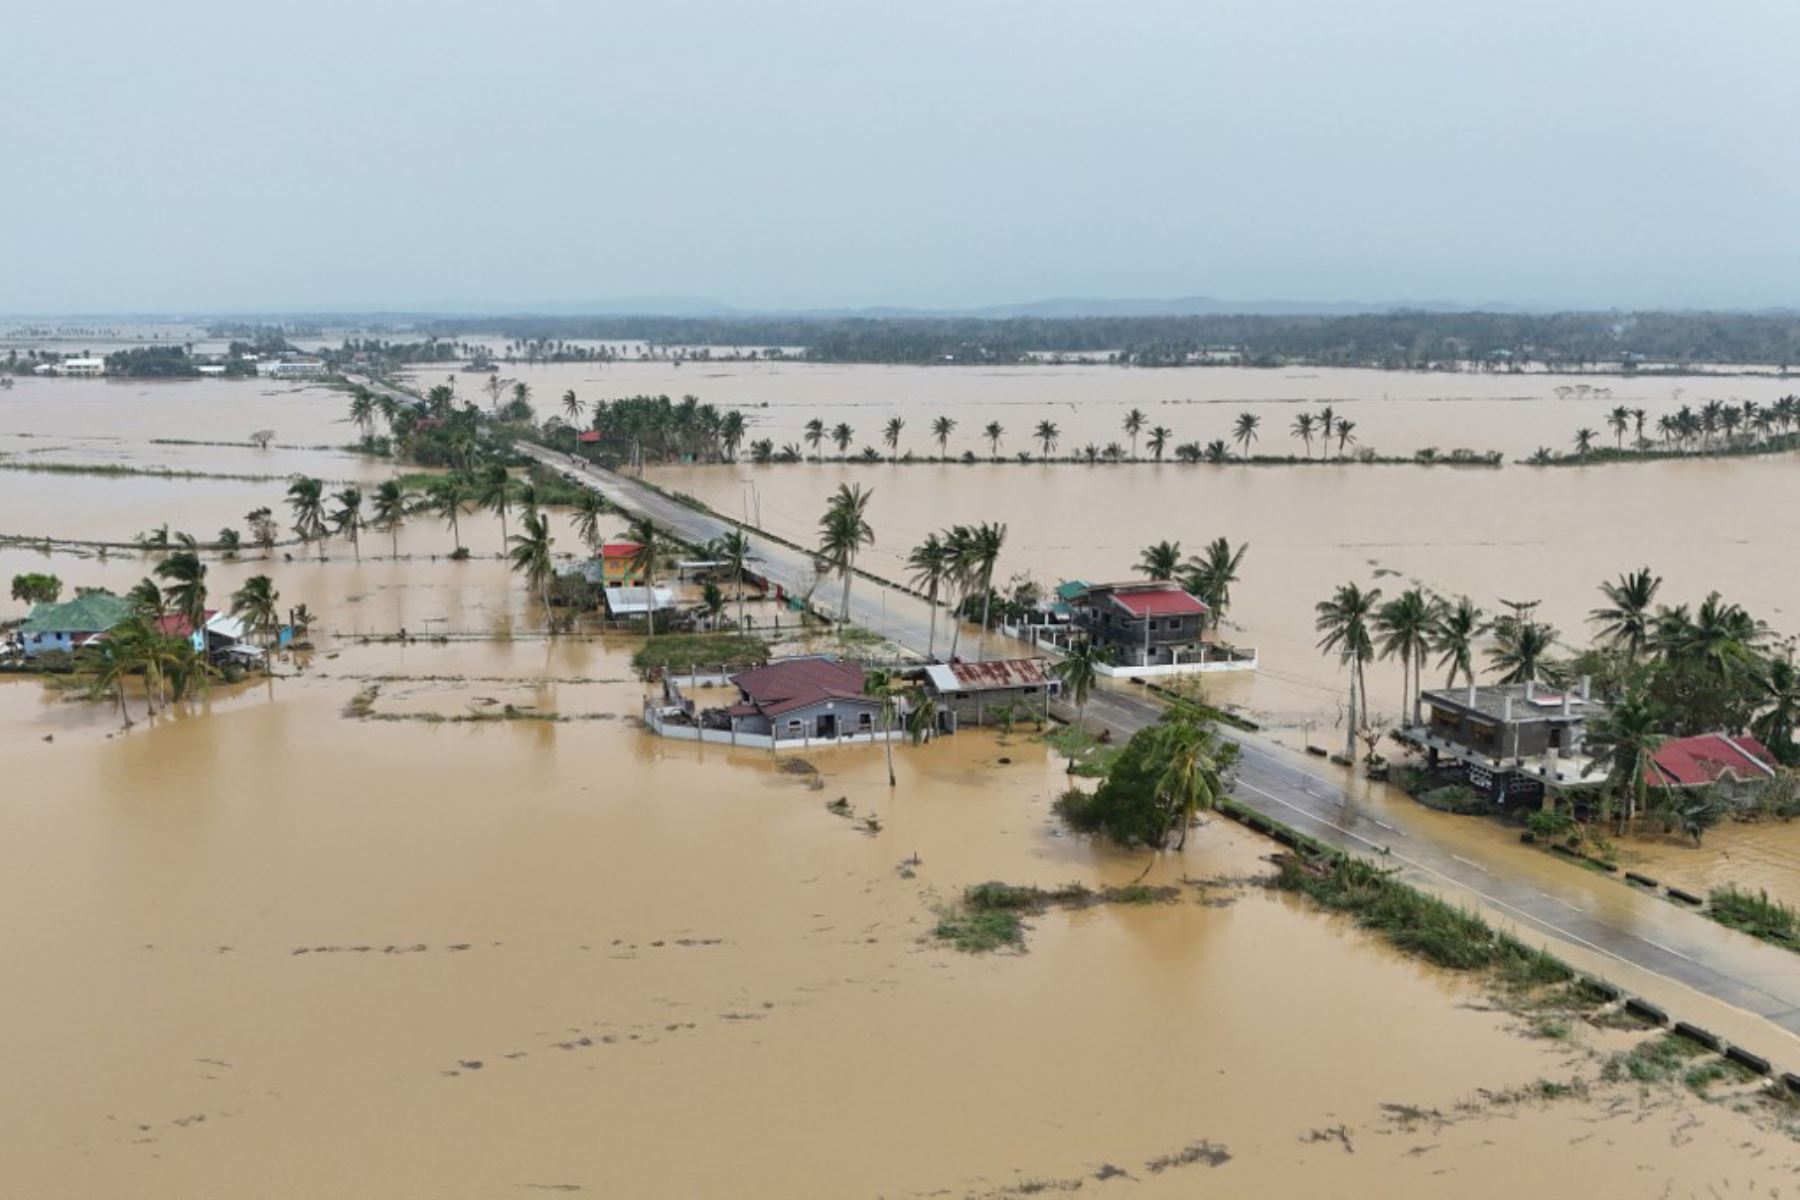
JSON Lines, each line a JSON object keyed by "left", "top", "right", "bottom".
{"left": 1559, "top": 395, "right": 1800, "bottom": 461}
{"left": 903, "top": 522, "right": 1008, "bottom": 660}
{"left": 1134, "top": 538, "right": 1248, "bottom": 630}
{"left": 772, "top": 406, "right": 1361, "bottom": 465}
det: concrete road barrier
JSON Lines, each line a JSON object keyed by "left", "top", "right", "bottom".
{"left": 1624, "top": 997, "right": 1669, "bottom": 1026}
{"left": 1624, "top": 871, "right": 1659, "bottom": 888}
{"left": 1666, "top": 886, "right": 1704, "bottom": 905}
{"left": 1724, "top": 1045, "right": 1772, "bottom": 1076}
{"left": 1672, "top": 1021, "right": 1723, "bottom": 1052}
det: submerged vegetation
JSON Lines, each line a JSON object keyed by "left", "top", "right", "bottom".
{"left": 932, "top": 879, "right": 1181, "bottom": 953}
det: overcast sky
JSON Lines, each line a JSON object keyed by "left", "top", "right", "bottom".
{"left": 4, "top": 0, "right": 1798, "bottom": 315}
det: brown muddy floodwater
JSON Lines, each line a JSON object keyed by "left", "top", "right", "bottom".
{"left": 3, "top": 372, "right": 1799, "bottom": 1195}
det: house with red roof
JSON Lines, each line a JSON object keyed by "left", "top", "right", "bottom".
{"left": 725, "top": 655, "right": 885, "bottom": 740}
{"left": 1647, "top": 733, "right": 1779, "bottom": 795}
{"left": 1069, "top": 581, "right": 1212, "bottom": 669}
{"left": 598, "top": 541, "right": 647, "bottom": 587}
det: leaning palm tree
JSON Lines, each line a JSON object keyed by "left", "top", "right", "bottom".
{"left": 1051, "top": 636, "right": 1110, "bottom": 739}
{"left": 286, "top": 476, "right": 329, "bottom": 561}
{"left": 230, "top": 574, "right": 281, "bottom": 648}
{"left": 883, "top": 416, "right": 905, "bottom": 462}
{"left": 425, "top": 476, "right": 468, "bottom": 553}
{"left": 561, "top": 389, "right": 584, "bottom": 425}
{"left": 714, "top": 528, "right": 752, "bottom": 630}
{"left": 1750, "top": 655, "right": 1800, "bottom": 765}
{"left": 968, "top": 522, "right": 1007, "bottom": 660}
{"left": 475, "top": 464, "right": 515, "bottom": 550}
{"left": 1590, "top": 567, "right": 1661, "bottom": 660}
{"left": 1123, "top": 408, "right": 1146, "bottom": 459}
{"left": 984, "top": 421, "right": 1004, "bottom": 458}
{"left": 571, "top": 490, "right": 607, "bottom": 557}
{"left": 1573, "top": 427, "right": 1597, "bottom": 460}
{"left": 154, "top": 549, "right": 208, "bottom": 636}
{"left": 906, "top": 532, "right": 951, "bottom": 660}
{"left": 831, "top": 422, "right": 854, "bottom": 456}
{"left": 1334, "top": 419, "right": 1357, "bottom": 457}
{"left": 508, "top": 509, "right": 557, "bottom": 628}
{"left": 864, "top": 667, "right": 901, "bottom": 787}
{"left": 1034, "top": 420, "right": 1060, "bottom": 460}
{"left": 1430, "top": 595, "right": 1486, "bottom": 687}
{"left": 1147, "top": 425, "right": 1171, "bottom": 462}
{"left": 804, "top": 418, "right": 826, "bottom": 463}
{"left": 1232, "top": 412, "right": 1260, "bottom": 457}
{"left": 817, "top": 484, "right": 875, "bottom": 622}
{"left": 1315, "top": 582, "right": 1382, "bottom": 760}
{"left": 371, "top": 480, "right": 411, "bottom": 559}
{"left": 1183, "top": 538, "right": 1247, "bottom": 631}
{"left": 1154, "top": 716, "right": 1238, "bottom": 850}
{"left": 1137, "top": 540, "right": 1182, "bottom": 582}
{"left": 85, "top": 628, "right": 141, "bottom": 727}
{"left": 622, "top": 515, "right": 666, "bottom": 641}
{"left": 1375, "top": 588, "right": 1436, "bottom": 725}
{"left": 932, "top": 415, "right": 956, "bottom": 459}
{"left": 348, "top": 388, "right": 377, "bottom": 439}
{"left": 330, "top": 485, "right": 366, "bottom": 562}
{"left": 1582, "top": 686, "right": 1664, "bottom": 828}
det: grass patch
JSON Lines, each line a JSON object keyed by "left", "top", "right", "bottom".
{"left": 933, "top": 878, "right": 1179, "bottom": 954}
{"left": 933, "top": 909, "right": 1025, "bottom": 953}
{"left": 1600, "top": 1033, "right": 1708, "bottom": 1085}
{"left": 1040, "top": 725, "right": 1120, "bottom": 777}
{"left": 630, "top": 632, "right": 771, "bottom": 680}
{"left": 1708, "top": 885, "right": 1800, "bottom": 951}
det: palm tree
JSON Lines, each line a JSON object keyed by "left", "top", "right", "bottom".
{"left": 1318, "top": 406, "right": 1337, "bottom": 452}
{"left": 572, "top": 490, "right": 606, "bottom": 557}
{"left": 984, "top": 421, "right": 1004, "bottom": 458}
{"left": 1488, "top": 612, "right": 1558, "bottom": 683}
{"left": 1430, "top": 595, "right": 1486, "bottom": 687}
{"left": 831, "top": 422, "right": 854, "bottom": 457}
{"left": 371, "top": 481, "right": 411, "bottom": 558}
{"left": 967, "top": 522, "right": 1007, "bottom": 660}
{"left": 932, "top": 415, "right": 956, "bottom": 459}
{"left": 720, "top": 410, "right": 747, "bottom": 462}
{"left": 714, "top": 529, "right": 752, "bottom": 630}
{"left": 1051, "top": 636, "right": 1110, "bottom": 738}
{"left": 1183, "top": 538, "right": 1247, "bottom": 631}
{"left": 863, "top": 668, "right": 901, "bottom": 786}
{"left": 1666, "top": 591, "right": 1766, "bottom": 678}
{"left": 1573, "top": 427, "right": 1597, "bottom": 460}
{"left": 155, "top": 549, "right": 208, "bottom": 635}
{"left": 1607, "top": 404, "right": 1631, "bottom": 450}
{"left": 1154, "top": 717, "right": 1236, "bottom": 850}
{"left": 1375, "top": 588, "right": 1435, "bottom": 725}
{"left": 1137, "top": 540, "right": 1182, "bottom": 581}
{"left": 1750, "top": 656, "right": 1800, "bottom": 765}
{"left": 943, "top": 524, "right": 976, "bottom": 659}
{"left": 426, "top": 476, "right": 468, "bottom": 553}
{"left": 817, "top": 484, "right": 874, "bottom": 622}
{"left": 1123, "top": 408, "right": 1146, "bottom": 459}
{"left": 562, "top": 389, "right": 584, "bottom": 425}
{"left": 85, "top": 628, "right": 141, "bottom": 727}
{"left": 883, "top": 416, "right": 905, "bottom": 461}
{"left": 330, "top": 486, "right": 366, "bottom": 562}
{"left": 1034, "top": 420, "right": 1060, "bottom": 460}
{"left": 348, "top": 388, "right": 376, "bottom": 439}
{"left": 1582, "top": 686, "right": 1663, "bottom": 827}
{"left": 1334, "top": 419, "right": 1357, "bottom": 457}
{"left": 1232, "top": 412, "right": 1260, "bottom": 457}
{"left": 804, "top": 418, "right": 826, "bottom": 462}
{"left": 1291, "top": 412, "right": 1317, "bottom": 458}
{"left": 1315, "top": 582, "right": 1382, "bottom": 760}
{"left": 1147, "top": 425, "right": 1171, "bottom": 462}
{"left": 1590, "top": 567, "right": 1661, "bottom": 660}
{"left": 286, "top": 476, "right": 328, "bottom": 561}
{"left": 622, "top": 516, "right": 666, "bottom": 641}
{"left": 907, "top": 532, "right": 951, "bottom": 659}
{"left": 508, "top": 509, "right": 557, "bottom": 627}
{"left": 230, "top": 574, "right": 281, "bottom": 648}
{"left": 476, "top": 464, "right": 514, "bottom": 550}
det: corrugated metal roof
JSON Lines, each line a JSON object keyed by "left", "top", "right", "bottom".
{"left": 1648, "top": 734, "right": 1778, "bottom": 787}
{"left": 731, "top": 656, "right": 870, "bottom": 717}
{"left": 923, "top": 658, "right": 1049, "bottom": 693}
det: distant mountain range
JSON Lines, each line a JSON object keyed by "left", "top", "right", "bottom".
{"left": 458, "top": 294, "right": 1539, "bottom": 320}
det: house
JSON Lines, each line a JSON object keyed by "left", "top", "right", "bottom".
{"left": 18, "top": 592, "right": 133, "bottom": 657}
{"left": 576, "top": 430, "right": 601, "bottom": 445}
{"left": 599, "top": 541, "right": 647, "bottom": 586}
{"left": 1070, "top": 580, "right": 1210, "bottom": 668}
{"left": 920, "top": 658, "right": 1057, "bottom": 731}
{"left": 603, "top": 586, "right": 677, "bottom": 619}
{"left": 61, "top": 357, "right": 106, "bottom": 377}
{"left": 1647, "top": 733, "right": 1779, "bottom": 798}
{"left": 258, "top": 357, "right": 326, "bottom": 379}
{"left": 725, "top": 656, "right": 885, "bottom": 741}
{"left": 1411, "top": 678, "right": 1603, "bottom": 802}
{"left": 149, "top": 610, "right": 259, "bottom": 660}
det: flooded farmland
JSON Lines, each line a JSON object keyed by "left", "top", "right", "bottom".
{"left": 4, "top": 368, "right": 1800, "bottom": 1195}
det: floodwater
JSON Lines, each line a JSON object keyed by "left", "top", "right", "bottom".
{"left": 3, "top": 371, "right": 1800, "bottom": 1194}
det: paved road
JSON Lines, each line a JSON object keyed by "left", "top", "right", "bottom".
{"left": 518, "top": 438, "right": 1800, "bottom": 1060}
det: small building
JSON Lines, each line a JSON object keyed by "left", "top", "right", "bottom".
{"left": 725, "top": 656, "right": 885, "bottom": 741}
{"left": 920, "top": 658, "right": 1057, "bottom": 731}
{"left": 258, "top": 357, "right": 326, "bottom": 379}
{"left": 576, "top": 430, "right": 601, "bottom": 445}
{"left": 149, "top": 610, "right": 258, "bottom": 660}
{"left": 61, "top": 357, "right": 106, "bottom": 377}
{"left": 603, "top": 586, "right": 676, "bottom": 619}
{"left": 1646, "top": 733, "right": 1779, "bottom": 799}
{"left": 599, "top": 541, "right": 647, "bottom": 587}
{"left": 18, "top": 591, "right": 132, "bottom": 657}
{"left": 1070, "top": 580, "right": 1210, "bottom": 668}
{"left": 1411, "top": 678, "right": 1603, "bottom": 803}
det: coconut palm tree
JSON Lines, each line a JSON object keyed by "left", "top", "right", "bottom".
{"left": 1315, "top": 582, "right": 1382, "bottom": 760}
{"left": 85, "top": 627, "right": 141, "bottom": 727}
{"left": 1488, "top": 612, "right": 1558, "bottom": 683}
{"left": 883, "top": 416, "right": 904, "bottom": 461}
{"left": 1664, "top": 591, "right": 1766, "bottom": 677}
{"left": 622, "top": 515, "right": 666, "bottom": 641}
{"left": 714, "top": 528, "right": 752, "bottom": 630}
{"left": 1154, "top": 716, "right": 1237, "bottom": 850}
{"left": 1430, "top": 595, "right": 1486, "bottom": 687}
{"left": 1232, "top": 412, "right": 1260, "bottom": 457}
{"left": 1291, "top": 412, "right": 1316, "bottom": 458}
{"left": 1147, "top": 425, "right": 1171, "bottom": 462}
{"left": 1183, "top": 538, "right": 1247, "bottom": 631}
{"left": 864, "top": 667, "right": 901, "bottom": 786}
{"left": 1573, "top": 427, "right": 1597, "bottom": 459}
{"left": 1051, "top": 635, "right": 1110, "bottom": 739}
{"left": 1123, "top": 408, "right": 1146, "bottom": 459}
{"left": 426, "top": 476, "right": 468, "bottom": 553}
{"left": 348, "top": 388, "right": 377, "bottom": 439}
{"left": 230, "top": 574, "right": 281, "bottom": 648}
{"left": 804, "top": 418, "right": 826, "bottom": 462}
{"left": 1750, "top": 655, "right": 1800, "bottom": 765}
{"left": 475, "top": 464, "right": 515, "bottom": 550}
{"left": 1137, "top": 540, "right": 1182, "bottom": 582}
{"left": 932, "top": 415, "right": 956, "bottom": 459}
{"left": 720, "top": 410, "right": 746, "bottom": 462}
{"left": 569, "top": 490, "right": 605, "bottom": 558}
{"left": 508, "top": 510, "right": 557, "bottom": 627}
{"left": 1318, "top": 406, "right": 1336, "bottom": 451}
{"left": 967, "top": 522, "right": 1007, "bottom": 660}
{"left": 154, "top": 549, "right": 208, "bottom": 635}
{"left": 1375, "top": 588, "right": 1436, "bottom": 725}
{"left": 562, "top": 389, "right": 584, "bottom": 425}
{"left": 330, "top": 486, "right": 366, "bottom": 562}
{"left": 1034, "top": 419, "right": 1060, "bottom": 460}
{"left": 1590, "top": 567, "right": 1661, "bottom": 660}
{"left": 1334, "top": 419, "right": 1357, "bottom": 457}
{"left": 830, "top": 422, "right": 854, "bottom": 456}
{"left": 817, "top": 484, "right": 874, "bottom": 622}
{"left": 943, "top": 524, "right": 976, "bottom": 660}
{"left": 371, "top": 481, "right": 411, "bottom": 559}
{"left": 286, "top": 476, "right": 328, "bottom": 561}
{"left": 906, "top": 532, "right": 951, "bottom": 659}
{"left": 1582, "top": 685, "right": 1663, "bottom": 828}
{"left": 984, "top": 421, "right": 1004, "bottom": 458}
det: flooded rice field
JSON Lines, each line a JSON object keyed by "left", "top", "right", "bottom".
{"left": 4, "top": 370, "right": 1800, "bottom": 1194}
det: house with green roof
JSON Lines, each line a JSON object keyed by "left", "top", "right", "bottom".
{"left": 19, "top": 591, "right": 132, "bottom": 658}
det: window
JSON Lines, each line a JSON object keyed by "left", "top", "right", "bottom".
{"left": 858, "top": 712, "right": 873, "bottom": 729}
{"left": 787, "top": 719, "right": 803, "bottom": 733}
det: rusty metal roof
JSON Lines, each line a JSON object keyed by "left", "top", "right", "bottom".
{"left": 923, "top": 658, "right": 1049, "bottom": 693}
